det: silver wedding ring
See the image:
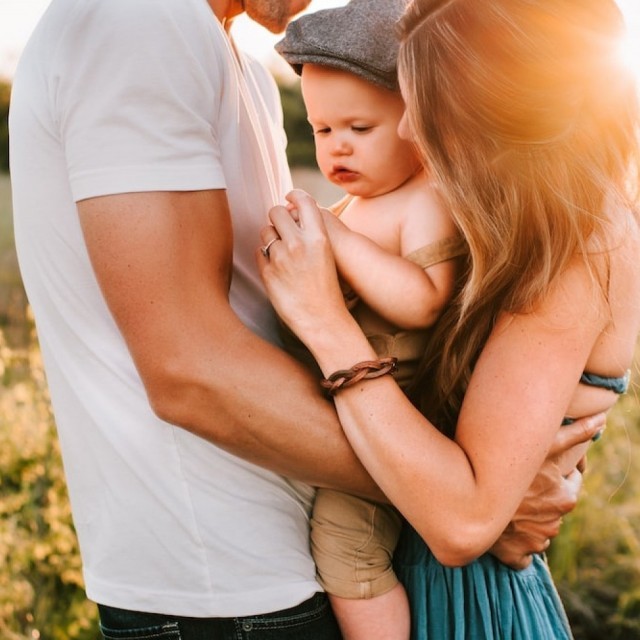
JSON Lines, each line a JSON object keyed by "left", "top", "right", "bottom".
{"left": 260, "top": 237, "right": 279, "bottom": 258}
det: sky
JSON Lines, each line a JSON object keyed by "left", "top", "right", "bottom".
{"left": 0, "top": 0, "right": 639, "bottom": 80}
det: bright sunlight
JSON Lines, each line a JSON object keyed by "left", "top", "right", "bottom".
{"left": 618, "top": 29, "right": 640, "bottom": 79}
{"left": 617, "top": 1, "right": 640, "bottom": 86}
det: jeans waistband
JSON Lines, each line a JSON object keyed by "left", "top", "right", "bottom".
{"left": 98, "top": 591, "right": 327, "bottom": 628}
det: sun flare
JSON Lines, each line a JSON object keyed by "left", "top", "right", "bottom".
{"left": 617, "top": 2, "right": 640, "bottom": 89}
{"left": 618, "top": 31, "right": 640, "bottom": 80}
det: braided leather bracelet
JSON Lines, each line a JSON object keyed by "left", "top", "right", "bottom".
{"left": 320, "top": 357, "right": 398, "bottom": 396}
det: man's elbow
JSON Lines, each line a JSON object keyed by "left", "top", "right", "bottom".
{"left": 146, "top": 381, "right": 184, "bottom": 427}
{"left": 139, "top": 355, "right": 215, "bottom": 429}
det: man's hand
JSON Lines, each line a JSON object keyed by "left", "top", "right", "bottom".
{"left": 489, "top": 413, "right": 606, "bottom": 569}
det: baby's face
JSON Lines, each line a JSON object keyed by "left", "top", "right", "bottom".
{"left": 301, "top": 65, "right": 421, "bottom": 198}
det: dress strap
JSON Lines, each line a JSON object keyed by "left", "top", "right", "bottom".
{"left": 580, "top": 369, "right": 630, "bottom": 394}
{"left": 330, "top": 194, "right": 354, "bottom": 216}
{"left": 405, "top": 235, "right": 468, "bottom": 269}
{"left": 563, "top": 369, "right": 630, "bottom": 426}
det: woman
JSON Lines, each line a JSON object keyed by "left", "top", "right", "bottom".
{"left": 258, "top": 0, "right": 640, "bottom": 637}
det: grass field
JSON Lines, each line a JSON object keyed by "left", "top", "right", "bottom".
{"left": 0, "top": 173, "right": 13, "bottom": 251}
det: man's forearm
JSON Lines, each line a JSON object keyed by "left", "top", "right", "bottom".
{"left": 146, "top": 313, "right": 384, "bottom": 501}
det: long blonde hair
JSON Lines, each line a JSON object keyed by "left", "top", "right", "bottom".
{"left": 399, "top": 0, "right": 640, "bottom": 435}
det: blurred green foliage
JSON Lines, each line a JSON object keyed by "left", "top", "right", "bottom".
{"left": 278, "top": 80, "right": 317, "bottom": 169}
{"left": 0, "top": 328, "right": 100, "bottom": 639}
{"left": 0, "top": 82, "right": 9, "bottom": 173}
{"left": 550, "top": 388, "right": 640, "bottom": 639}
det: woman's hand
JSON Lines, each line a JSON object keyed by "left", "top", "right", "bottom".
{"left": 257, "top": 190, "right": 353, "bottom": 351}
{"left": 489, "top": 412, "right": 606, "bottom": 569}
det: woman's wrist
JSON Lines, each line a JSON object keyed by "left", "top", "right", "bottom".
{"left": 321, "top": 357, "right": 398, "bottom": 396}
{"left": 311, "top": 327, "right": 378, "bottom": 379}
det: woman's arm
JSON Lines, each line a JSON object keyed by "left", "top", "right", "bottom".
{"left": 260, "top": 190, "right": 609, "bottom": 566}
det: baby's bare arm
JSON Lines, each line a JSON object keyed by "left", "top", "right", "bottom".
{"left": 322, "top": 210, "right": 455, "bottom": 329}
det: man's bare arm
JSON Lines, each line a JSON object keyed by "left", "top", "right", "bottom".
{"left": 77, "top": 189, "right": 380, "bottom": 499}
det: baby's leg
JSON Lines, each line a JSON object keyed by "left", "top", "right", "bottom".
{"left": 311, "top": 489, "right": 409, "bottom": 640}
{"left": 329, "top": 583, "right": 410, "bottom": 640}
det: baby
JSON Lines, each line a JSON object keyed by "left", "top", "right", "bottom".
{"left": 276, "top": 1, "right": 466, "bottom": 637}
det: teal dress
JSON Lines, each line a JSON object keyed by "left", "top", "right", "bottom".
{"left": 395, "top": 370, "right": 630, "bottom": 640}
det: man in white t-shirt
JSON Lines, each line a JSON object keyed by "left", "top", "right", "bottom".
{"left": 8, "top": 0, "right": 602, "bottom": 637}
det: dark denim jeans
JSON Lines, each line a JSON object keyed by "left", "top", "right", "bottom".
{"left": 98, "top": 592, "right": 342, "bottom": 640}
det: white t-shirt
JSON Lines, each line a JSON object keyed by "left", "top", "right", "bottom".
{"left": 9, "top": 0, "right": 318, "bottom": 617}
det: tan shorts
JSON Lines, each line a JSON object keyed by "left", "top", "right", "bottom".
{"left": 310, "top": 488, "right": 402, "bottom": 599}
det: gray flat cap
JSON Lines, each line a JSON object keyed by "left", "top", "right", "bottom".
{"left": 276, "top": 0, "right": 408, "bottom": 92}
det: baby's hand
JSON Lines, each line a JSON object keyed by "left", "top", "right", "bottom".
{"left": 284, "top": 200, "right": 300, "bottom": 223}
{"left": 284, "top": 189, "right": 319, "bottom": 223}
{"left": 282, "top": 189, "right": 345, "bottom": 247}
